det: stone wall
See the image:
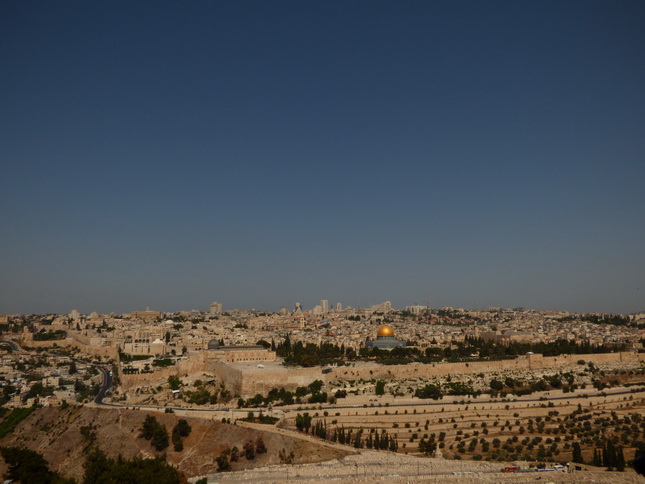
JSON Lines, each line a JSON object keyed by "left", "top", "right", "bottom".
{"left": 21, "top": 336, "right": 118, "bottom": 358}
{"left": 328, "top": 352, "right": 643, "bottom": 386}
{"left": 328, "top": 357, "right": 531, "bottom": 383}
{"left": 119, "top": 358, "right": 206, "bottom": 389}
{"left": 204, "top": 363, "right": 326, "bottom": 396}
{"left": 115, "top": 350, "right": 645, "bottom": 396}
{"left": 240, "top": 351, "right": 644, "bottom": 396}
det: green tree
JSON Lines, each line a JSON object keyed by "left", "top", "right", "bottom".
{"left": 83, "top": 447, "right": 111, "bottom": 484}
{"left": 489, "top": 379, "right": 504, "bottom": 391}
{"left": 295, "top": 413, "right": 312, "bottom": 432}
{"left": 307, "top": 380, "right": 324, "bottom": 393}
{"left": 141, "top": 415, "right": 157, "bottom": 440}
{"left": 375, "top": 380, "right": 386, "bottom": 396}
{"left": 604, "top": 439, "right": 618, "bottom": 470}
{"left": 0, "top": 446, "right": 73, "bottom": 484}
{"left": 572, "top": 442, "right": 584, "bottom": 464}
{"left": 256, "top": 437, "right": 267, "bottom": 454}
{"left": 151, "top": 424, "right": 169, "bottom": 451}
{"left": 82, "top": 449, "right": 183, "bottom": 483}
{"left": 230, "top": 446, "right": 240, "bottom": 462}
{"left": 168, "top": 375, "right": 181, "bottom": 390}
{"left": 216, "top": 451, "right": 230, "bottom": 471}
{"left": 414, "top": 384, "right": 443, "bottom": 400}
{"left": 616, "top": 446, "right": 626, "bottom": 472}
{"left": 244, "top": 441, "right": 255, "bottom": 460}
{"left": 174, "top": 419, "right": 191, "bottom": 437}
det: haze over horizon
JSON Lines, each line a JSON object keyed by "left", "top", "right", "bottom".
{"left": 2, "top": 1, "right": 644, "bottom": 316}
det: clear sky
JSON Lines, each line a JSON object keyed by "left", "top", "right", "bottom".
{"left": 2, "top": 1, "right": 644, "bottom": 315}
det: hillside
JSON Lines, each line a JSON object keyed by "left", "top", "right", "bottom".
{"left": 0, "top": 406, "right": 351, "bottom": 481}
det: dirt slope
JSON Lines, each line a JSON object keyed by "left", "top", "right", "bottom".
{"left": 0, "top": 406, "right": 350, "bottom": 481}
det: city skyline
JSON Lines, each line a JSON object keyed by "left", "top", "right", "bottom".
{"left": 2, "top": 1, "right": 644, "bottom": 315}
{"left": 10, "top": 297, "right": 645, "bottom": 317}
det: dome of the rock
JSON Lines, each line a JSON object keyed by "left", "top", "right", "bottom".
{"left": 376, "top": 324, "right": 395, "bottom": 338}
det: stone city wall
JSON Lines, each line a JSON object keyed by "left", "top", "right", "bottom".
{"left": 328, "top": 357, "right": 530, "bottom": 384}
{"left": 328, "top": 352, "right": 643, "bottom": 386}
{"left": 206, "top": 363, "right": 243, "bottom": 395}
{"left": 119, "top": 358, "right": 206, "bottom": 389}
{"left": 115, "top": 351, "right": 645, "bottom": 396}
{"left": 21, "top": 336, "right": 118, "bottom": 358}
{"left": 204, "top": 363, "right": 324, "bottom": 396}
{"left": 242, "top": 367, "right": 325, "bottom": 396}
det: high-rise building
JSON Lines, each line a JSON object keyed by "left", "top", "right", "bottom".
{"left": 405, "top": 305, "right": 427, "bottom": 315}
{"left": 320, "top": 299, "right": 329, "bottom": 313}
{"left": 336, "top": 302, "right": 342, "bottom": 311}
{"left": 370, "top": 301, "right": 393, "bottom": 313}
{"left": 210, "top": 302, "right": 223, "bottom": 315}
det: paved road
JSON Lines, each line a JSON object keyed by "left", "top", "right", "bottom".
{"left": 0, "top": 339, "right": 114, "bottom": 406}
{"left": 11, "top": 338, "right": 640, "bottom": 419}
{"left": 94, "top": 366, "right": 112, "bottom": 404}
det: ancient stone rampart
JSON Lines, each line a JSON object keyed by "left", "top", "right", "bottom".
{"left": 116, "top": 350, "right": 645, "bottom": 396}
{"left": 328, "top": 357, "right": 530, "bottom": 383}
{"left": 21, "top": 336, "right": 118, "bottom": 358}
{"left": 328, "top": 352, "right": 643, "bottom": 385}
{"left": 119, "top": 357, "right": 205, "bottom": 389}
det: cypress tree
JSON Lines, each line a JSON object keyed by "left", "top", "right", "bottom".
{"left": 381, "top": 430, "right": 389, "bottom": 450}
{"left": 572, "top": 442, "right": 583, "bottom": 463}
{"left": 616, "top": 446, "right": 625, "bottom": 472}
{"left": 602, "top": 447, "right": 609, "bottom": 470}
{"left": 605, "top": 439, "right": 617, "bottom": 470}
{"left": 366, "top": 433, "right": 373, "bottom": 449}
{"left": 389, "top": 435, "right": 398, "bottom": 451}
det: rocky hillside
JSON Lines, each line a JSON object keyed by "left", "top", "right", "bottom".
{"left": 0, "top": 406, "right": 350, "bottom": 481}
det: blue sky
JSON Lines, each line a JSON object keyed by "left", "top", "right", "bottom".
{"left": 2, "top": 1, "right": 644, "bottom": 314}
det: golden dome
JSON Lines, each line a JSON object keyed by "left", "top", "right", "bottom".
{"left": 376, "top": 324, "right": 395, "bottom": 338}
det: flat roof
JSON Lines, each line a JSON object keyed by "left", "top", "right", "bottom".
{"left": 209, "top": 345, "right": 266, "bottom": 351}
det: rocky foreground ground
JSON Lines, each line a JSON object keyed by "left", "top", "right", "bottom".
{"left": 193, "top": 450, "right": 644, "bottom": 483}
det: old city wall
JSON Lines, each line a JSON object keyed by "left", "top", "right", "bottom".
{"left": 240, "top": 367, "right": 325, "bottom": 395}
{"left": 207, "top": 363, "right": 244, "bottom": 395}
{"left": 206, "top": 362, "right": 325, "bottom": 396}
{"left": 329, "top": 352, "right": 643, "bottom": 386}
{"left": 328, "top": 357, "right": 531, "bottom": 384}
{"left": 116, "top": 350, "right": 645, "bottom": 396}
{"left": 119, "top": 357, "right": 206, "bottom": 390}
{"left": 208, "top": 351, "right": 645, "bottom": 397}
{"left": 20, "top": 336, "right": 118, "bottom": 358}
{"left": 532, "top": 351, "right": 643, "bottom": 369}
